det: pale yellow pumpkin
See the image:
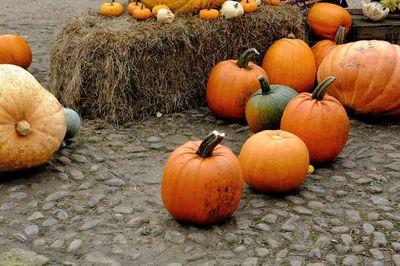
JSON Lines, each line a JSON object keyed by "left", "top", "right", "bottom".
{"left": 0, "top": 64, "right": 66, "bottom": 172}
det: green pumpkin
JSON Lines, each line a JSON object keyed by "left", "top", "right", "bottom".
{"left": 63, "top": 108, "right": 81, "bottom": 139}
{"left": 245, "top": 76, "right": 298, "bottom": 133}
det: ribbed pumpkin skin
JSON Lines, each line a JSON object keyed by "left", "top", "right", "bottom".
{"left": 162, "top": 140, "right": 243, "bottom": 225}
{"left": 245, "top": 81, "right": 298, "bottom": 133}
{"left": 280, "top": 91, "right": 349, "bottom": 165}
{"left": 239, "top": 130, "right": 309, "bottom": 193}
{"left": 143, "top": 0, "right": 225, "bottom": 13}
{"left": 0, "top": 34, "right": 32, "bottom": 69}
{"left": 262, "top": 37, "right": 316, "bottom": 93}
{"left": 317, "top": 40, "right": 400, "bottom": 116}
{"left": 307, "top": 3, "right": 352, "bottom": 40}
{"left": 0, "top": 64, "right": 66, "bottom": 172}
{"left": 207, "top": 59, "right": 267, "bottom": 121}
{"left": 312, "top": 40, "right": 337, "bottom": 68}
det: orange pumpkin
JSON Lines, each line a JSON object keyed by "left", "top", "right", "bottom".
{"left": 199, "top": 8, "right": 220, "bottom": 20}
{"left": 239, "top": 130, "right": 309, "bottom": 193}
{"left": 0, "top": 34, "right": 32, "bottom": 69}
{"left": 206, "top": 48, "right": 267, "bottom": 120}
{"left": 281, "top": 76, "right": 349, "bottom": 165}
{"left": 132, "top": 3, "right": 153, "bottom": 19}
{"left": 312, "top": 26, "right": 346, "bottom": 68}
{"left": 317, "top": 40, "right": 400, "bottom": 116}
{"left": 240, "top": 0, "right": 258, "bottom": 13}
{"left": 307, "top": 3, "right": 352, "bottom": 40}
{"left": 262, "top": 34, "right": 316, "bottom": 93}
{"left": 262, "top": 0, "right": 280, "bottom": 6}
{"left": 162, "top": 130, "right": 243, "bottom": 225}
{"left": 99, "top": 0, "right": 125, "bottom": 16}
{"left": 128, "top": 0, "right": 141, "bottom": 14}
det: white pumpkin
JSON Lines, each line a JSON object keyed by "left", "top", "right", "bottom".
{"left": 157, "top": 8, "right": 175, "bottom": 23}
{"left": 362, "top": 1, "right": 389, "bottom": 22}
{"left": 221, "top": 0, "right": 244, "bottom": 19}
{"left": 255, "top": 0, "right": 261, "bottom": 5}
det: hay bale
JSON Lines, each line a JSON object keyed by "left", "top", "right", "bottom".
{"left": 49, "top": 6, "right": 305, "bottom": 124}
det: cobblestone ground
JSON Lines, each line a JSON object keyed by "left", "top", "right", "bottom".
{"left": 1, "top": 0, "right": 399, "bottom": 265}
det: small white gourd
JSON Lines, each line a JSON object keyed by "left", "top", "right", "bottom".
{"left": 255, "top": 0, "right": 261, "bottom": 5}
{"left": 221, "top": 0, "right": 244, "bottom": 19}
{"left": 157, "top": 8, "right": 175, "bottom": 23}
{"left": 362, "top": 1, "right": 389, "bottom": 22}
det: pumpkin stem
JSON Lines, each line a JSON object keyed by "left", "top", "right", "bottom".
{"left": 236, "top": 48, "right": 260, "bottom": 70}
{"left": 234, "top": 2, "right": 239, "bottom": 8}
{"left": 334, "top": 26, "right": 346, "bottom": 45}
{"left": 197, "top": 130, "right": 225, "bottom": 158}
{"left": 312, "top": 76, "right": 336, "bottom": 101}
{"left": 287, "top": 33, "right": 296, "bottom": 39}
{"left": 16, "top": 120, "right": 31, "bottom": 136}
{"left": 111, "top": 0, "right": 115, "bottom": 5}
{"left": 258, "top": 75, "right": 271, "bottom": 94}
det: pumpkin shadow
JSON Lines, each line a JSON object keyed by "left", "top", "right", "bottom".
{"left": 347, "top": 110, "right": 400, "bottom": 125}
{"left": 0, "top": 167, "right": 45, "bottom": 184}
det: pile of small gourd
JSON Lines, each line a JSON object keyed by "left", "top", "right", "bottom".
{"left": 99, "top": 0, "right": 281, "bottom": 22}
{"left": 161, "top": 2, "right": 400, "bottom": 225}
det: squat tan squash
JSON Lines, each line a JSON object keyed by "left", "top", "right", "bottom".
{"left": 0, "top": 64, "right": 66, "bottom": 172}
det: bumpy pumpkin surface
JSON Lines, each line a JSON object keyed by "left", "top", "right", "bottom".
{"left": 162, "top": 131, "right": 243, "bottom": 225}
{"left": 0, "top": 34, "right": 32, "bottom": 69}
{"left": 206, "top": 48, "right": 267, "bottom": 121}
{"left": 317, "top": 40, "right": 400, "bottom": 116}
{"left": 307, "top": 3, "right": 352, "bottom": 40}
{"left": 239, "top": 130, "right": 309, "bottom": 193}
{"left": 0, "top": 64, "right": 66, "bottom": 172}
{"left": 262, "top": 34, "right": 316, "bottom": 93}
{"left": 281, "top": 76, "right": 349, "bottom": 165}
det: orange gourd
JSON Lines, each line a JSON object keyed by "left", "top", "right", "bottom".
{"left": 199, "top": 8, "right": 220, "bottom": 20}
{"left": 280, "top": 76, "right": 349, "bottom": 165}
{"left": 0, "top": 64, "right": 66, "bottom": 172}
{"left": 240, "top": 0, "right": 258, "bottom": 13}
{"left": 312, "top": 26, "right": 346, "bottom": 68}
{"left": 206, "top": 48, "right": 267, "bottom": 120}
{"left": 307, "top": 3, "right": 352, "bottom": 40}
{"left": 132, "top": 3, "right": 153, "bottom": 19}
{"left": 239, "top": 130, "right": 309, "bottom": 193}
{"left": 162, "top": 130, "right": 243, "bottom": 225}
{"left": 317, "top": 40, "right": 400, "bottom": 116}
{"left": 262, "top": 0, "right": 280, "bottom": 6}
{"left": 262, "top": 34, "right": 316, "bottom": 93}
{"left": 128, "top": 0, "right": 141, "bottom": 14}
{"left": 99, "top": 0, "right": 125, "bottom": 16}
{"left": 0, "top": 34, "right": 32, "bottom": 69}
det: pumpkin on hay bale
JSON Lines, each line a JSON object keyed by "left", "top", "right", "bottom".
{"left": 49, "top": 5, "right": 305, "bottom": 124}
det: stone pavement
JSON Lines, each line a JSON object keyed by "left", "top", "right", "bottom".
{"left": 1, "top": 0, "right": 399, "bottom": 265}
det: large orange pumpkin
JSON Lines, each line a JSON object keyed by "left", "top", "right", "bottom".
{"left": 280, "top": 76, "right": 349, "bottom": 165}
{"left": 312, "top": 26, "right": 345, "bottom": 68}
{"left": 307, "top": 3, "right": 352, "bottom": 40}
{"left": 162, "top": 130, "right": 243, "bottom": 225}
{"left": 206, "top": 48, "right": 267, "bottom": 120}
{"left": 0, "top": 64, "right": 67, "bottom": 172}
{"left": 317, "top": 40, "right": 400, "bottom": 116}
{"left": 262, "top": 34, "right": 316, "bottom": 93}
{"left": 239, "top": 130, "right": 309, "bottom": 193}
{"left": 0, "top": 34, "right": 32, "bottom": 69}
